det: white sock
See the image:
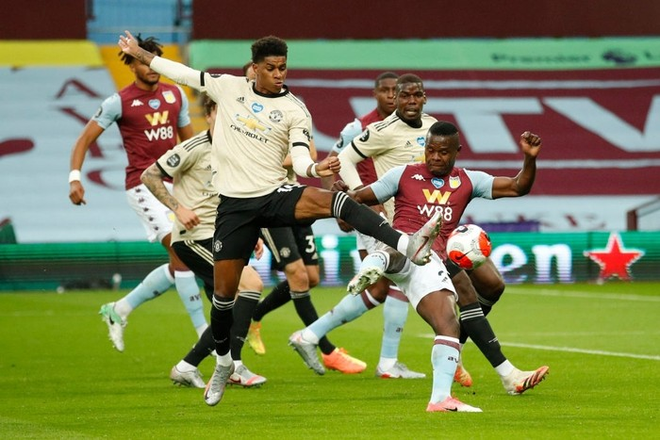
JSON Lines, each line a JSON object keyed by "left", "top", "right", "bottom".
{"left": 495, "top": 360, "right": 515, "bottom": 377}
{"left": 395, "top": 235, "right": 410, "bottom": 255}
{"left": 175, "top": 360, "right": 196, "bottom": 372}
{"left": 216, "top": 352, "right": 232, "bottom": 367}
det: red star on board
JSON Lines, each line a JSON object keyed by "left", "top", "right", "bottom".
{"left": 583, "top": 233, "right": 644, "bottom": 281}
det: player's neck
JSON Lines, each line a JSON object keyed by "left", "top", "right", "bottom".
{"left": 134, "top": 80, "right": 159, "bottom": 92}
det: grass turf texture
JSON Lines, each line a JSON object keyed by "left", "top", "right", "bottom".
{"left": 0, "top": 283, "right": 658, "bottom": 439}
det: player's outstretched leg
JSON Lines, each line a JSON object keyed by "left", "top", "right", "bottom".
{"left": 405, "top": 210, "right": 443, "bottom": 265}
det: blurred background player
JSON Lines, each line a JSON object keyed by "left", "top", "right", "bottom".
{"left": 141, "top": 94, "right": 266, "bottom": 388}
{"left": 68, "top": 34, "right": 205, "bottom": 352}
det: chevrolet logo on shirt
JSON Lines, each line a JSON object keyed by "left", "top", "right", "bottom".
{"left": 236, "top": 115, "right": 269, "bottom": 132}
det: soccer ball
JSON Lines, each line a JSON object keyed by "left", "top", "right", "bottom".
{"left": 446, "top": 224, "right": 492, "bottom": 270}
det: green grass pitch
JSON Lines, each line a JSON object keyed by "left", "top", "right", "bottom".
{"left": 0, "top": 282, "right": 658, "bottom": 439}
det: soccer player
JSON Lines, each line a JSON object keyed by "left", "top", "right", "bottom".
{"left": 118, "top": 31, "right": 442, "bottom": 406}
{"left": 141, "top": 95, "right": 266, "bottom": 388}
{"left": 294, "top": 124, "right": 492, "bottom": 412}
{"left": 68, "top": 34, "right": 205, "bottom": 353}
{"left": 291, "top": 74, "right": 435, "bottom": 378}
{"left": 238, "top": 62, "right": 365, "bottom": 374}
{"left": 348, "top": 121, "right": 549, "bottom": 395}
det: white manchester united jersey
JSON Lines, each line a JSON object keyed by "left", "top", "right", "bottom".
{"left": 201, "top": 74, "right": 313, "bottom": 198}
{"left": 349, "top": 112, "right": 436, "bottom": 221}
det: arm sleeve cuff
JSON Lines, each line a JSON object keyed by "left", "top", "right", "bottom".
{"left": 151, "top": 57, "right": 202, "bottom": 90}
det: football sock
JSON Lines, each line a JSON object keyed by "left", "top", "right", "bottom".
{"left": 291, "top": 290, "right": 335, "bottom": 355}
{"left": 231, "top": 290, "right": 261, "bottom": 361}
{"left": 216, "top": 351, "right": 232, "bottom": 367}
{"left": 175, "top": 360, "right": 196, "bottom": 372}
{"left": 430, "top": 336, "right": 461, "bottom": 403}
{"left": 182, "top": 325, "right": 215, "bottom": 367}
{"left": 174, "top": 270, "right": 207, "bottom": 337}
{"left": 495, "top": 359, "right": 515, "bottom": 377}
{"left": 252, "top": 281, "right": 291, "bottom": 322}
{"left": 116, "top": 263, "right": 173, "bottom": 317}
{"left": 305, "top": 293, "right": 369, "bottom": 342}
{"left": 331, "top": 191, "right": 402, "bottom": 251}
{"left": 360, "top": 251, "right": 389, "bottom": 273}
{"left": 380, "top": 292, "right": 409, "bottom": 361}
{"left": 459, "top": 302, "right": 506, "bottom": 368}
{"left": 210, "top": 295, "right": 234, "bottom": 357}
{"left": 477, "top": 293, "right": 497, "bottom": 316}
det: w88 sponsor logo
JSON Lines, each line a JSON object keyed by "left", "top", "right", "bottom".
{"left": 418, "top": 204, "right": 454, "bottom": 222}
{"left": 144, "top": 126, "right": 175, "bottom": 141}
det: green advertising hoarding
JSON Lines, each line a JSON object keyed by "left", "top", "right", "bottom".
{"left": 0, "top": 231, "right": 656, "bottom": 291}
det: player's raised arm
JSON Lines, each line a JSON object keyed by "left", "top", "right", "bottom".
{"left": 491, "top": 131, "right": 542, "bottom": 198}
{"left": 118, "top": 30, "right": 203, "bottom": 90}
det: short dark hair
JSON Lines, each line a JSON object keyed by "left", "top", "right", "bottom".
{"left": 375, "top": 71, "right": 398, "bottom": 88}
{"left": 428, "top": 121, "right": 459, "bottom": 137}
{"left": 251, "top": 36, "right": 288, "bottom": 63}
{"left": 118, "top": 34, "right": 163, "bottom": 65}
{"left": 396, "top": 73, "right": 424, "bottom": 90}
{"left": 200, "top": 93, "right": 216, "bottom": 117}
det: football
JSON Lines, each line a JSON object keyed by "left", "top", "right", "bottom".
{"left": 446, "top": 224, "right": 492, "bottom": 270}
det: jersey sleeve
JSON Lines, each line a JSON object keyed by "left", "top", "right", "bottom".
{"left": 369, "top": 165, "right": 405, "bottom": 203}
{"left": 92, "top": 93, "right": 121, "bottom": 129}
{"left": 176, "top": 85, "right": 191, "bottom": 128}
{"left": 350, "top": 123, "right": 388, "bottom": 158}
{"left": 465, "top": 169, "right": 495, "bottom": 199}
{"left": 156, "top": 138, "right": 197, "bottom": 179}
{"left": 199, "top": 73, "right": 242, "bottom": 105}
{"left": 332, "top": 118, "right": 362, "bottom": 154}
{"left": 289, "top": 109, "right": 313, "bottom": 150}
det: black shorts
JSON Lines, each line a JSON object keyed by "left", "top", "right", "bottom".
{"left": 260, "top": 224, "right": 318, "bottom": 271}
{"left": 213, "top": 184, "right": 309, "bottom": 261}
{"left": 171, "top": 239, "right": 214, "bottom": 301}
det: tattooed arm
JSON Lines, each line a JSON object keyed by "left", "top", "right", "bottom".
{"left": 141, "top": 163, "right": 200, "bottom": 230}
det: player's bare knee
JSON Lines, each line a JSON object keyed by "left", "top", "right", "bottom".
{"left": 284, "top": 261, "right": 309, "bottom": 291}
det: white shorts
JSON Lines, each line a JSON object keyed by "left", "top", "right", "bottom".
{"left": 125, "top": 182, "right": 174, "bottom": 243}
{"left": 355, "top": 231, "right": 379, "bottom": 253}
{"left": 384, "top": 251, "right": 457, "bottom": 310}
